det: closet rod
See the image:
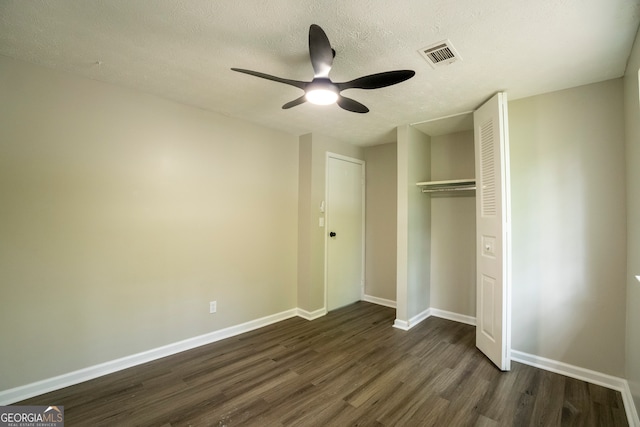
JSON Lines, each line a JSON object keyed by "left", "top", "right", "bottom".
{"left": 421, "top": 186, "right": 476, "bottom": 193}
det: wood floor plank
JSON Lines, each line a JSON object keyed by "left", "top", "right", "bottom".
{"left": 16, "top": 302, "right": 628, "bottom": 426}
{"left": 528, "top": 368, "right": 566, "bottom": 426}
{"left": 475, "top": 360, "right": 520, "bottom": 423}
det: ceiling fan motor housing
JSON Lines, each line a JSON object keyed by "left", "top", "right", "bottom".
{"left": 305, "top": 78, "right": 339, "bottom": 105}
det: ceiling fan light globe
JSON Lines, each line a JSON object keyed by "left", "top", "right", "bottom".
{"left": 305, "top": 85, "right": 339, "bottom": 105}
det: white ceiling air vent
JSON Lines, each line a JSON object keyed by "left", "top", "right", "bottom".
{"left": 419, "top": 39, "right": 462, "bottom": 68}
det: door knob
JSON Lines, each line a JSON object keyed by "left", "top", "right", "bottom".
{"left": 329, "top": 231, "right": 336, "bottom": 237}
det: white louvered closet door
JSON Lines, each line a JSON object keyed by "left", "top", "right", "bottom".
{"left": 474, "top": 92, "right": 512, "bottom": 371}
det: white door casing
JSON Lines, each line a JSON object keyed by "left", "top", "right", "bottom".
{"left": 474, "top": 93, "right": 512, "bottom": 371}
{"left": 325, "top": 153, "right": 365, "bottom": 311}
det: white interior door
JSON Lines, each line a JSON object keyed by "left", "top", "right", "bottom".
{"left": 474, "top": 93, "right": 512, "bottom": 371}
{"left": 326, "top": 154, "right": 365, "bottom": 311}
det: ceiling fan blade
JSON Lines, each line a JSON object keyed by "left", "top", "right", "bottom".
{"left": 231, "top": 68, "right": 308, "bottom": 90}
{"left": 308, "top": 24, "right": 333, "bottom": 78}
{"left": 337, "top": 95, "right": 369, "bottom": 113}
{"left": 282, "top": 95, "right": 307, "bottom": 109}
{"left": 337, "top": 70, "right": 416, "bottom": 91}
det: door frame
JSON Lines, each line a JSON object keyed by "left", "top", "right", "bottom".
{"left": 324, "top": 152, "right": 366, "bottom": 311}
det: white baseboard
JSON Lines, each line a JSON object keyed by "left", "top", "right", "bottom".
{"left": 623, "top": 382, "right": 640, "bottom": 427}
{"left": 511, "top": 350, "right": 639, "bottom": 427}
{"left": 409, "top": 307, "right": 431, "bottom": 328}
{"left": 296, "top": 307, "right": 327, "bottom": 321}
{"left": 393, "top": 307, "right": 476, "bottom": 331}
{"left": 393, "top": 307, "right": 432, "bottom": 331}
{"left": 510, "top": 350, "right": 626, "bottom": 391}
{"left": 0, "top": 308, "right": 298, "bottom": 405}
{"left": 363, "top": 295, "right": 396, "bottom": 308}
{"left": 429, "top": 308, "right": 476, "bottom": 326}
{"left": 392, "top": 319, "right": 410, "bottom": 330}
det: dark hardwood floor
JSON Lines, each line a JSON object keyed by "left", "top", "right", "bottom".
{"left": 18, "top": 302, "right": 628, "bottom": 426}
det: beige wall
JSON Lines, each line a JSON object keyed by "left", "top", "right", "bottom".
{"left": 297, "top": 135, "right": 313, "bottom": 311}
{"left": 297, "top": 133, "right": 363, "bottom": 312}
{"left": 509, "top": 79, "right": 627, "bottom": 377}
{"left": 624, "top": 27, "right": 640, "bottom": 413}
{"left": 0, "top": 56, "right": 299, "bottom": 390}
{"left": 364, "top": 143, "right": 397, "bottom": 302}
{"left": 396, "top": 126, "right": 431, "bottom": 322}
{"left": 429, "top": 131, "right": 476, "bottom": 316}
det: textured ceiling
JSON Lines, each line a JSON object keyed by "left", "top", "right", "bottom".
{"left": 1, "top": 0, "right": 639, "bottom": 146}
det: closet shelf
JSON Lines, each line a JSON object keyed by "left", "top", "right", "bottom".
{"left": 416, "top": 179, "right": 476, "bottom": 193}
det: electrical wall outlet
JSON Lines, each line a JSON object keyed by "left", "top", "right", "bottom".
{"left": 209, "top": 301, "right": 217, "bottom": 313}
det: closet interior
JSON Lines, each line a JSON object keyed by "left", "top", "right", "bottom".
{"left": 412, "top": 113, "right": 477, "bottom": 319}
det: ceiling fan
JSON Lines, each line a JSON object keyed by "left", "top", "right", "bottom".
{"left": 231, "top": 24, "right": 415, "bottom": 113}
